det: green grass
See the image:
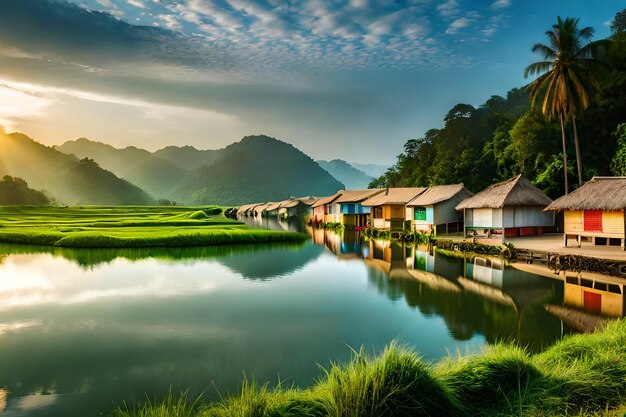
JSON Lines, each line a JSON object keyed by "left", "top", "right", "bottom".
{"left": 0, "top": 206, "right": 307, "bottom": 247}
{"left": 112, "top": 319, "right": 626, "bottom": 417}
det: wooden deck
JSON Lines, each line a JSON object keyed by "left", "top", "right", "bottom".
{"left": 507, "top": 234, "right": 626, "bottom": 261}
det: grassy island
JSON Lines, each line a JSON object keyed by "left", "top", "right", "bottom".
{"left": 0, "top": 206, "right": 307, "bottom": 247}
{"left": 114, "top": 319, "right": 626, "bottom": 417}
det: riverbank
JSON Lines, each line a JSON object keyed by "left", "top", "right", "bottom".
{"left": 114, "top": 319, "right": 626, "bottom": 417}
{"left": 0, "top": 206, "right": 307, "bottom": 247}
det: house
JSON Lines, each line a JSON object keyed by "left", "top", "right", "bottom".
{"left": 545, "top": 176, "right": 626, "bottom": 250}
{"left": 311, "top": 192, "right": 342, "bottom": 224}
{"left": 263, "top": 201, "right": 283, "bottom": 217}
{"left": 252, "top": 203, "right": 271, "bottom": 217}
{"left": 237, "top": 203, "right": 261, "bottom": 217}
{"left": 361, "top": 188, "right": 427, "bottom": 230}
{"left": 406, "top": 184, "right": 473, "bottom": 234}
{"left": 455, "top": 174, "right": 554, "bottom": 241}
{"left": 278, "top": 196, "right": 318, "bottom": 220}
{"left": 334, "top": 189, "right": 385, "bottom": 227}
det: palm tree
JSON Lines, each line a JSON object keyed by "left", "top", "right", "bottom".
{"left": 524, "top": 16, "right": 605, "bottom": 192}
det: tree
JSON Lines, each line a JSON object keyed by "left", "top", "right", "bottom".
{"left": 525, "top": 16, "right": 606, "bottom": 192}
{"left": 612, "top": 9, "right": 626, "bottom": 34}
{"left": 611, "top": 123, "right": 626, "bottom": 175}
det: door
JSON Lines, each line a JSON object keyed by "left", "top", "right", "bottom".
{"left": 583, "top": 291, "right": 602, "bottom": 314}
{"left": 584, "top": 210, "right": 603, "bottom": 232}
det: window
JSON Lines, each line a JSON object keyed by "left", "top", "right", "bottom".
{"left": 373, "top": 206, "right": 383, "bottom": 219}
{"left": 414, "top": 207, "right": 427, "bottom": 221}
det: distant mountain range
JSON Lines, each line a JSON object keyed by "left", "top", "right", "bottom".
{"left": 0, "top": 131, "right": 154, "bottom": 205}
{"left": 0, "top": 130, "right": 384, "bottom": 206}
{"left": 317, "top": 159, "right": 374, "bottom": 189}
{"left": 55, "top": 135, "right": 347, "bottom": 205}
{"left": 349, "top": 162, "right": 388, "bottom": 179}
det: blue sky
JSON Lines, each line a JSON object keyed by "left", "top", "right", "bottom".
{"left": 0, "top": 0, "right": 621, "bottom": 164}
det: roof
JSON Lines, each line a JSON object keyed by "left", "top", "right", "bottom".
{"left": 281, "top": 196, "right": 318, "bottom": 208}
{"left": 545, "top": 177, "right": 626, "bottom": 211}
{"left": 265, "top": 201, "right": 283, "bottom": 211}
{"left": 311, "top": 192, "right": 342, "bottom": 208}
{"left": 334, "top": 189, "right": 385, "bottom": 204}
{"left": 253, "top": 203, "right": 270, "bottom": 212}
{"left": 455, "top": 174, "right": 552, "bottom": 210}
{"left": 361, "top": 188, "right": 427, "bottom": 206}
{"left": 407, "top": 184, "right": 472, "bottom": 207}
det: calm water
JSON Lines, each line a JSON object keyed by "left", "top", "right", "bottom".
{"left": 0, "top": 218, "right": 570, "bottom": 416}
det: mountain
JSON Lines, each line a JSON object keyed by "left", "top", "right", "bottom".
{"left": 123, "top": 157, "right": 187, "bottom": 197}
{"left": 56, "top": 140, "right": 221, "bottom": 197}
{"left": 55, "top": 137, "right": 152, "bottom": 174}
{"left": 350, "top": 162, "right": 389, "bottom": 179}
{"left": 152, "top": 146, "right": 219, "bottom": 170}
{"left": 317, "top": 159, "right": 373, "bottom": 190}
{"left": 170, "top": 135, "right": 345, "bottom": 205}
{"left": 0, "top": 132, "right": 154, "bottom": 205}
{"left": 0, "top": 175, "right": 50, "bottom": 205}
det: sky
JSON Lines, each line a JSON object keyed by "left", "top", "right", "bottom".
{"left": 0, "top": 0, "right": 621, "bottom": 165}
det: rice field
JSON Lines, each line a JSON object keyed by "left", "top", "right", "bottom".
{"left": 0, "top": 206, "right": 307, "bottom": 247}
{"left": 113, "top": 319, "right": 626, "bottom": 417}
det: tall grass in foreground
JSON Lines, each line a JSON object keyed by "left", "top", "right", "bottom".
{"left": 113, "top": 319, "right": 626, "bottom": 417}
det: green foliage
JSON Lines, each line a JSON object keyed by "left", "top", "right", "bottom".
{"left": 0, "top": 206, "right": 307, "bottom": 248}
{"left": 610, "top": 123, "right": 626, "bottom": 175}
{"left": 376, "top": 10, "right": 626, "bottom": 198}
{"left": 112, "top": 320, "right": 626, "bottom": 417}
{"left": 0, "top": 175, "right": 50, "bottom": 205}
{"left": 323, "top": 222, "right": 345, "bottom": 232}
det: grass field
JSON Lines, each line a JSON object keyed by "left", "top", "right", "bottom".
{"left": 0, "top": 206, "right": 307, "bottom": 247}
{"left": 113, "top": 319, "right": 626, "bottom": 417}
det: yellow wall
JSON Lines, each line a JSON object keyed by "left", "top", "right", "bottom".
{"left": 603, "top": 210, "right": 625, "bottom": 235}
{"left": 564, "top": 210, "right": 583, "bottom": 232}
{"left": 564, "top": 209, "right": 625, "bottom": 236}
{"left": 564, "top": 282, "right": 623, "bottom": 317}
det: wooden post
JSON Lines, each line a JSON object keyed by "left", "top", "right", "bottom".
{"left": 563, "top": 233, "right": 568, "bottom": 248}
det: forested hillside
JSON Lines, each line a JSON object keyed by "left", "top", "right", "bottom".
{"left": 371, "top": 10, "right": 626, "bottom": 199}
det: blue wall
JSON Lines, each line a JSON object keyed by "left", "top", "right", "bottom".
{"left": 341, "top": 203, "right": 371, "bottom": 215}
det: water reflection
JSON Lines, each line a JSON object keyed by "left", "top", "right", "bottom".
{"left": 0, "top": 242, "right": 321, "bottom": 281}
{"left": 0, "top": 222, "right": 623, "bottom": 416}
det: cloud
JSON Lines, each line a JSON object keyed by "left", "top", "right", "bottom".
{"left": 490, "top": 0, "right": 511, "bottom": 10}
{"left": 127, "top": 0, "right": 147, "bottom": 9}
{"left": 436, "top": 0, "right": 460, "bottom": 18}
{"left": 446, "top": 17, "right": 473, "bottom": 34}
{"left": 0, "top": 0, "right": 218, "bottom": 72}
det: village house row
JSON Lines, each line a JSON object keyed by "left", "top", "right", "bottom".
{"left": 237, "top": 175, "right": 626, "bottom": 251}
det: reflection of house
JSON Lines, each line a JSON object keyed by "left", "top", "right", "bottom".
{"left": 455, "top": 174, "right": 554, "bottom": 242}
{"left": 406, "top": 184, "right": 473, "bottom": 234}
{"left": 466, "top": 257, "right": 504, "bottom": 288}
{"left": 334, "top": 189, "right": 385, "bottom": 227}
{"left": 545, "top": 177, "right": 626, "bottom": 250}
{"left": 362, "top": 188, "right": 426, "bottom": 230}
{"left": 564, "top": 274, "right": 624, "bottom": 317}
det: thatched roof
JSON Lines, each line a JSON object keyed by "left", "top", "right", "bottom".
{"left": 455, "top": 174, "right": 551, "bottom": 210}
{"left": 237, "top": 203, "right": 257, "bottom": 214}
{"left": 253, "top": 203, "right": 271, "bottom": 213}
{"left": 407, "top": 184, "right": 472, "bottom": 207}
{"left": 312, "top": 192, "right": 342, "bottom": 208}
{"left": 281, "top": 196, "right": 318, "bottom": 208}
{"left": 361, "top": 187, "right": 427, "bottom": 206}
{"left": 334, "top": 189, "right": 384, "bottom": 204}
{"left": 265, "top": 201, "right": 283, "bottom": 211}
{"left": 546, "top": 177, "right": 626, "bottom": 211}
